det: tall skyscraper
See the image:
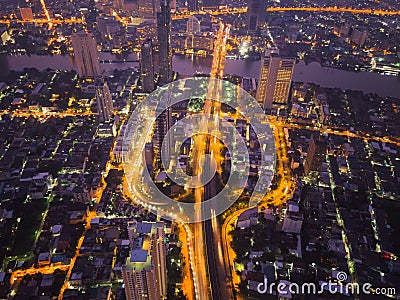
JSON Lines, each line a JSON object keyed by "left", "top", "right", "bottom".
{"left": 71, "top": 32, "right": 102, "bottom": 78}
{"left": 247, "top": 0, "right": 266, "bottom": 32}
{"left": 96, "top": 81, "right": 113, "bottom": 123}
{"left": 156, "top": 100, "right": 173, "bottom": 169}
{"left": 141, "top": 39, "right": 155, "bottom": 92}
{"left": 144, "top": 142, "right": 154, "bottom": 177}
{"left": 256, "top": 50, "right": 295, "bottom": 110}
{"left": 157, "top": 0, "right": 172, "bottom": 85}
{"left": 123, "top": 222, "right": 167, "bottom": 300}
{"left": 304, "top": 135, "right": 327, "bottom": 175}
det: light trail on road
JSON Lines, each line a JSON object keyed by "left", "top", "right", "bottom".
{"left": 39, "top": 0, "right": 53, "bottom": 29}
{"left": 121, "top": 104, "right": 200, "bottom": 299}
{"left": 261, "top": 118, "right": 296, "bottom": 206}
{"left": 219, "top": 120, "right": 295, "bottom": 297}
{"left": 1, "top": 5, "right": 398, "bottom": 25}
{"left": 220, "top": 113, "right": 400, "bottom": 295}
{"left": 0, "top": 18, "right": 84, "bottom": 25}
{"left": 40, "top": 0, "right": 51, "bottom": 21}
{"left": 6, "top": 110, "right": 95, "bottom": 119}
{"left": 277, "top": 119, "right": 400, "bottom": 147}
{"left": 2, "top": 6, "right": 397, "bottom": 26}
{"left": 221, "top": 208, "right": 246, "bottom": 299}
{"left": 191, "top": 23, "right": 228, "bottom": 300}
{"left": 266, "top": 6, "right": 400, "bottom": 16}
{"left": 11, "top": 264, "right": 69, "bottom": 284}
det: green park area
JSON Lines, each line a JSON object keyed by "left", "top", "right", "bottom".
{"left": 12, "top": 198, "right": 48, "bottom": 257}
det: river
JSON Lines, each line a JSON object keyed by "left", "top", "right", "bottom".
{"left": 2, "top": 53, "right": 400, "bottom": 98}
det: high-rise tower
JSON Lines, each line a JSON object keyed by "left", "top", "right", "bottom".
{"left": 247, "top": 0, "right": 267, "bottom": 32}
{"left": 157, "top": 0, "right": 172, "bottom": 85}
{"left": 123, "top": 222, "right": 167, "bottom": 300}
{"left": 187, "top": 15, "right": 201, "bottom": 34}
{"left": 71, "top": 32, "right": 102, "bottom": 78}
{"left": 156, "top": 100, "right": 173, "bottom": 169}
{"left": 140, "top": 39, "right": 155, "bottom": 92}
{"left": 95, "top": 81, "right": 113, "bottom": 123}
{"left": 256, "top": 50, "right": 295, "bottom": 111}
{"left": 304, "top": 135, "right": 327, "bottom": 175}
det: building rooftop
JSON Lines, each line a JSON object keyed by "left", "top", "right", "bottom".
{"left": 125, "top": 237, "right": 153, "bottom": 272}
{"left": 136, "top": 222, "right": 153, "bottom": 234}
{"left": 130, "top": 249, "right": 148, "bottom": 263}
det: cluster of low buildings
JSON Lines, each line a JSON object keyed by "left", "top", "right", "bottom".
{"left": 0, "top": 58, "right": 188, "bottom": 299}
{"left": 234, "top": 115, "right": 400, "bottom": 298}
{"left": 0, "top": 110, "right": 178, "bottom": 299}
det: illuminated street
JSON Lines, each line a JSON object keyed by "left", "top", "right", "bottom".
{"left": 0, "top": 0, "right": 399, "bottom": 299}
{"left": 171, "top": 6, "right": 400, "bottom": 20}
{"left": 190, "top": 22, "right": 232, "bottom": 300}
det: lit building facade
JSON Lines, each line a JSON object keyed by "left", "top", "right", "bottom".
{"left": 256, "top": 52, "right": 295, "bottom": 110}
{"left": 157, "top": 0, "right": 172, "bottom": 85}
{"left": 140, "top": 39, "right": 155, "bottom": 92}
{"left": 95, "top": 81, "right": 113, "bottom": 123}
{"left": 138, "top": 0, "right": 160, "bottom": 18}
{"left": 72, "top": 32, "right": 102, "bottom": 78}
{"left": 156, "top": 101, "right": 173, "bottom": 168}
{"left": 185, "top": 35, "right": 214, "bottom": 52}
{"left": 303, "top": 135, "right": 327, "bottom": 175}
{"left": 123, "top": 222, "right": 167, "bottom": 300}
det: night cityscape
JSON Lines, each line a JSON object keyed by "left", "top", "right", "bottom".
{"left": 0, "top": 0, "right": 399, "bottom": 299}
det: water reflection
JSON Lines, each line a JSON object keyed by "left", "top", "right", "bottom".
{"left": 4, "top": 53, "right": 400, "bottom": 98}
